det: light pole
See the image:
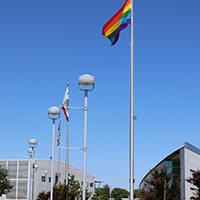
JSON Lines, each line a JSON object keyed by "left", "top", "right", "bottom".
{"left": 34, "top": 164, "right": 39, "bottom": 200}
{"left": 44, "top": 170, "right": 48, "bottom": 193}
{"left": 28, "top": 139, "right": 37, "bottom": 200}
{"left": 48, "top": 106, "right": 60, "bottom": 200}
{"left": 78, "top": 74, "right": 95, "bottom": 200}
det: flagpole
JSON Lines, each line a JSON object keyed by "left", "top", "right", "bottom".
{"left": 65, "top": 83, "right": 69, "bottom": 185}
{"left": 130, "top": 0, "right": 134, "bottom": 199}
{"left": 66, "top": 120, "right": 69, "bottom": 182}
{"left": 58, "top": 120, "right": 61, "bottom": 183}
{"left": 58, "top": 145, "right": 60, "bottom": 182}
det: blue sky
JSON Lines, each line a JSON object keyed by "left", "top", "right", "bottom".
{"left": 1, "top": 0, "right": 200, "bottom": 191}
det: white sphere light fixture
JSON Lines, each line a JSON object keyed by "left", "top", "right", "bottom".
{"left": 48, "top": 106, "right": 60, "bottom": 120}
{"left": 78, "top": 74, "right": 95, "bottom": 86}
{"left": 48, "top": 106, "right": 60, "bottom": 115}
{"left": 29, "top": 139, "right": 37, "bottom": 148}
{"left": 78, "top": 74, "right": 95, "bottom": 91}
{"left": 28, "top": 148, "right": 34, "bottom": 154}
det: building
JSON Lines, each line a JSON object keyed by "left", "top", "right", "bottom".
{"left": 0, "top": 159, "right": 103, "bottom": 200}
{"left": 139, "top": 142, "right": 200, "bottom": 200}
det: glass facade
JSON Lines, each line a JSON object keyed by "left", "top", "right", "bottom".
{"left": 7, "top": 180, "right": 16, "bottom": 199}
{"left": 17, "top": 180, "right": 28, "bottom": 199}
{"left": 164, "top": 160, "right": 180, "bottom": 180}
{"left": 18, "top": 161, "right": 29, "bottom": 179}
{"left": 8, "top": 161, "right": 17, "bottom": 179}
{"left": 0, "top": 160, "right": 29, "bottom": 199}
{"left": 139, "top": 150, "right": 180, "bottom": 191}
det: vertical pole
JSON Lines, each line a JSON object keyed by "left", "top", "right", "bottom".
{"left": 130, "top": 0, "right": 134, "bottom": 199}
{"left": 51, "top": 119, "right": 55, "bottom": 200}
{"left": 164, "top": 180, "right": 167, "bottom": 200}
{"left": 34, "top": 168, "right": 37, "bottom": 200}
{"left": 83, "top": 90, "right": 88, "bottom": 200}
{"left": 66, "top": 120, "right": 69, "bottom": 183}
{"left": 29, "top": 154, "right": 33, "bottom": 200}
{"left": 65, "top": 82, "right": 69, "bottom": 185}
{"left": 30, "top": 150, "right": 33, "bottom": 200}
{"left": 58, "top": 146, "right": 60, "bottom": 182}
{"left": 58, "top": 120, "right": 61, "bottom": 183}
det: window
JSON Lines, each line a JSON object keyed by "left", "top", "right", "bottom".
{"left": 41, "top": 176, "right": 46, "bottom": 182}
{"left": 49, "top": 177, "right": 51, "bottom": 183}
{"left": 90, "top": 182, "right": 93, "bottom": 187}
{"left": 81, "top": 181, "right": 83, "bottom": 186}
{"left": 55, "top": 173, "right": 58, "bottom": 183}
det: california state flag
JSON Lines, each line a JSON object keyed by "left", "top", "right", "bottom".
{"left": 62, "top": 85, "right": 69, "bottom": 121}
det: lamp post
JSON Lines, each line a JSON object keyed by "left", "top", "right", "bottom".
{"left": 34, "top": 164, "right": 39, "bottom": 200}
{"left": 44, "top": 170, "right": 48, "bottom": 193}
{"left": 28, "top": 139, "right": 37, "bottom": 200}
{"left": 78, "top": 74, "right": 95, "bottom": 200}
{"left": 48, "top": 106, "right": 60, "bottom": 200}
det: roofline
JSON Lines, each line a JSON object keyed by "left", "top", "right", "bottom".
{"left": 184, "top": 142, "right": 200, "bottom": 156}
{"left": 0, "top": 159, "right": 30, "bottom": 161}
{"left": 139, "top": 142, "right": 200, "bottom": 188}
{"left": 139, "top": 143, "right": 186, "bottom": 188}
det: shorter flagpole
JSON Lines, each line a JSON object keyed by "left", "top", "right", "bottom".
{"left": 65, "top": 120, "right": 69, "bottom": 184}
{"left": 58, "top": 144, "right": 60, "bottom": 182}
{"left": 65, "top": 83, "right": 69, "bottom": 185}
{"left": 58, "top": 120, "right": 61, "bottom": 183}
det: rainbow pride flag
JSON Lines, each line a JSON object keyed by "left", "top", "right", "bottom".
{"left": 102, "top": 0, "right": 131, "bottom": 46}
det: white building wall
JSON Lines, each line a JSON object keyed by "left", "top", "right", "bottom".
{"left": 184, "top": 148, "right": 200, "bottom": 200}
{"left": 180, "top": 148, "right": 185, "bottom": 200}
{"left": 0, "top": 159, "right": 102, "bottom": 200}
{"left": 0, "top": 160, "right": 29, "bottom": 200}
{"left": 35, "top": 160, "right": 97, "bottom": 199}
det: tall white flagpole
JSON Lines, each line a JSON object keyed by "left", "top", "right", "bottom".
{"left": 130, "top": 0, "right": 134, "bottom": 199}
{"left": 65, "top": 83, "right": 69, "bottom": 184}
{"left": 66, "top": 118, "right": 69, "bottom": 182}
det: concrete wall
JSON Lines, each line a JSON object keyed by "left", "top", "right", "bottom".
{"left": 180, "top": 148, "right": 185, "bottom": 200}
{"left": 35, "top": 160, "right": 99, "bottom": 199}
{"left": 0, "top": 159, "right": 102, "bottom": 200}
{"left": 184, "top": 148, "right": 200, "bottom": 200}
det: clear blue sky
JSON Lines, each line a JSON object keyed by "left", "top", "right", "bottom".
{"left": 1, "top": 0, "right": 200, "bottom": 191}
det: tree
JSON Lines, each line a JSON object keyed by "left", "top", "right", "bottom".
{"left": 140, "top": 166, "right": 180, "bottom": 200}
{"left": 80, "top": 187, "right": 92, "bottom": 200}
{"left": 101, "top": 184, "right": 110, "bottom": 200}
{"left": 92, "top": 187, "right": 102, "bottom": 200}
{"left": 37, "top": 174, "right": 91, "bottom": 200}
{"left": 111, "top": 188, "right": 129, "bottom": 200}
{"left": 92, "top": 184, "right": 110, "bottom": 200}
{"left": 53, "top": 182, "right": 69, "bottom": 200}
{"left": 0, "top": 165, "right": 13, "bottom": 196}
{"left": 36, "top": 191, "right": 50, "bottom": 200}
{"left": 134, "top": 189, "right": 140, "bottom": 198}
{"left": 68, "top": 174, "right": 82, "bottom": 199}
{"left": 186, "top": 169, "right": 200, "bottom": 200}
